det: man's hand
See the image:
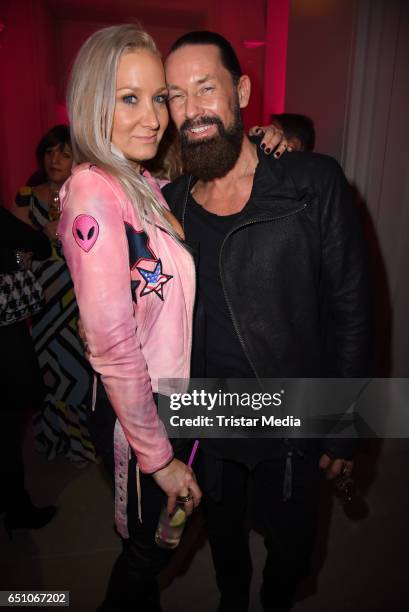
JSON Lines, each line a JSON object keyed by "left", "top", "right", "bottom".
{"left": 153, "top": 458, "right": 202, "bottom": 515}
{"left": 319, "top": 454, "right": 354, "bottom": 480}
{"left": 249, "top": 124, "right": 292, "bottom": 157}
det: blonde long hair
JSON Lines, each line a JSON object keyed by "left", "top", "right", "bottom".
{"left": 67, "top": 24, "right": 174, "bottom": 233}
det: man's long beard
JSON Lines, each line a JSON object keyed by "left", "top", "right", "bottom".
{"left": 179, "top": 101, "right": 244, "bottom": 181}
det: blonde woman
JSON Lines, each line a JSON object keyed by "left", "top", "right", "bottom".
{"left": 58, "top": 24, "right": 201, "bottom": 611}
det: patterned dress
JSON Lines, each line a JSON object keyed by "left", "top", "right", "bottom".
{"left": 15, "top": 186, "right": 97, "bottom": 465}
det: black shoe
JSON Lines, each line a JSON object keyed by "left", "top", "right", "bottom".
{"left": 4, "top": 494, "right": 57, "bottom": 539}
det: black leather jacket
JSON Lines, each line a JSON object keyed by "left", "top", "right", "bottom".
{"left": 163, "top": 148, "right": 371, "bottom": 459}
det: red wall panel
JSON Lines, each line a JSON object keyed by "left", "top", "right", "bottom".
{"left": 0, "top": 0, "right": 289, "bottom": 207}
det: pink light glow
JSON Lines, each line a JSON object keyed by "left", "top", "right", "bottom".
{"left": 244, "top": 40, "right": 266, "bottom": 49}
{"left": 262, "top": 0, "right": 289, "bottom": 122}
{"left": 55, "top": 103, "right": 69, "bottom": 124}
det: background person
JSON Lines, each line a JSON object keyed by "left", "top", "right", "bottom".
{"left": 250, "top": 112, "right": 316, "bottom": 153}
{"left": 11, "top": 125, "right": 95, "bottom": 465}
{"left": 271, "top": 112, "right": 315, "bottom": 151}
{"left": 0, "top": 206, "right": 56, "bottom": 537}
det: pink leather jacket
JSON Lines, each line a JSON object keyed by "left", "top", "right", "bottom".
{"left": 58, "top": 164, "right": 195, "bottom": 478}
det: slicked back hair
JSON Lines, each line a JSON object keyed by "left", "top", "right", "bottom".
{"left": 169, "top": 31, "right": 243, "bottom": 85}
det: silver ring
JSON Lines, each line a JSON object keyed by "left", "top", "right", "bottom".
{"left": 177, "top": 494, "right": 193, "bottom": 503}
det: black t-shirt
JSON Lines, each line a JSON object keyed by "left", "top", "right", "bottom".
{"left": 184, "top": 194, "right": 254, "bottom": 378}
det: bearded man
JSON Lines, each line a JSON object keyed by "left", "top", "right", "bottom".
{"left": 163, "top": 31, "right": 370, "bottom": 612}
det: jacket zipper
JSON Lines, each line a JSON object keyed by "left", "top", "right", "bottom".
{"left": 219, "top": 203, "right": 309, "bottom": 381}
{"left": 181, "top": 176, "right": 193, "bottom": 230}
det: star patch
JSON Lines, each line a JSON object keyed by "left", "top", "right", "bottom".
{"left": 136, "top": 259, "right": 172, "bottom": 301}
{"left": 125, "top": 223, "right": 157, "bottom": 269}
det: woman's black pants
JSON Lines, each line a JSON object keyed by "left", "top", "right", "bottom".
{"left": 88, "top": 382, "right": 190, "bottom": 612}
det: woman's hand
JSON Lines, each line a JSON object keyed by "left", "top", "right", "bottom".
{"left": 153, "top": 458, "right": 202, "bottom": 515}
{"left": 249, "top": 124, "right": 292, "bottom": 157}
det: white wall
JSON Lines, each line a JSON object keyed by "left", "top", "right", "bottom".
{"left": 286, "top": 0, "right": 409, "bottom": 375}
{"left": 343, "top": 0, "right": 409, "bottom": 376}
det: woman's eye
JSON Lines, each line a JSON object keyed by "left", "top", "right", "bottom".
{"left": 154, "top": 94, "right": 168, "bottom": 104}
{"left": 123, "top": 95, "right": 138, "bottom": 105}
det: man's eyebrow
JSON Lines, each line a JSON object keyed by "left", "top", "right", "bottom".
{"left": 196, "top": 75, "right": 213, "bottom": 84}
{"left": 167, "top": 75, "right": 214, "bottom": 90}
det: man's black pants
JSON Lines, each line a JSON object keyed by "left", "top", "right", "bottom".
{"left": 200, "top": 453, "right": 320, "bottom": 612}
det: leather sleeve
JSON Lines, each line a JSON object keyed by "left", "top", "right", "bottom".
{"left": 319, "top": 159, "right": 371, "bottom": 459}
{"left": 58, "top": 168, "right": 173, "bottom": 473}
{"left": 319, "top": 158, "right": 371, "bottom": 377}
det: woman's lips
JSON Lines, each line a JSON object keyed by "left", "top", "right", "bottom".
{"left": 132, "top": 135, "right": 158, "bottom": 143}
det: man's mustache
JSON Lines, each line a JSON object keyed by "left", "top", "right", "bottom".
{"left": 180, "top": 116, "right": 224, "bottom": 135}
